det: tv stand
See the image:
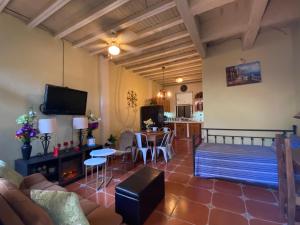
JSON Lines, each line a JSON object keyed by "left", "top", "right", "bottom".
{"left": 15, "top": 145, "right": 102, "bottom": 186}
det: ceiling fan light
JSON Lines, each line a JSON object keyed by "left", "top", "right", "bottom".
{"left": 176, "top": 78, "right": 183, "bottom": 83}
{"left": 108, "top": 44, "right": 120, "bottom": 56}
{"left": 167, "top": 91, "right": 171, "bottom": 97}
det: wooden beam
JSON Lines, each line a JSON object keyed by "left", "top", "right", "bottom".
{"left": 153, "top": 73, "right": 202, "bottom": 81}
{"left": 111, "top": 31, "right": 189, "bottom": 58}
{"left": 242, "top": 0, "right": 268, "bottom": 49}
{"left": 89, "top": 17, "right": 184, "bottom": 55}
{"left": 164, "top": 79, "right": 202, "bottom": 86}
{"left": 133, "top": 57, "right": 201, "bottom": 73}
{"left": 190, "top": 0, "right": 235, "bottom": 16}
{"left": 116, "top": 42, "right": 194, "bottom": 66}
{"left": 91, "top": 31, "right": 188, "bottom": 56}
{"left": 140, "top": 63, "right": 201, "bottom": 76}
{"left": 144, "top": 67, "right": 202, "bottom": 79}
{"left": 28, "top": 0, "right": 71, "bottom": 28}
{"left": 55, "top": 0, "right": 131, "bottom": 39}
{"left": 175, "top": 0, "right": 206, "bottom": 57}
{"left": 0, "top": 0, "right": 10, "bottom": 12}
{"left": 74, "top": 0, "right": 176, "bottom": 47}
{"left": 126, "top": 52, "right": 199, "bottom": 70}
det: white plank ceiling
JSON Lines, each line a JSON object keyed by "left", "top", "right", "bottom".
{"left": 1, "top": 0, "right": 300, "bottom": 85}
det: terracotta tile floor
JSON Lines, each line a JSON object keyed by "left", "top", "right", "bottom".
{"left": 66, "top": 139, "right": 286, "bottom": 225}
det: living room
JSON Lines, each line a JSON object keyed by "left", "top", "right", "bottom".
{"left": 0, "top": 0, "right": 300, "bottom": 225}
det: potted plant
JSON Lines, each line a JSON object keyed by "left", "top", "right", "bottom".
{"left": 106, "top": 134, "right": 117, "bottom": 148}
{"left": 87, "top": 111, "right": 100, "bottom": 147}
{"left": 15, "top": 109, "right": 38, "bottom": 160}
{"left": 143, "top": 118, "right": 154, "bottom": 132}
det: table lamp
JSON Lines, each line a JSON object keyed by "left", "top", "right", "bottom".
{"left": 295, "top": 112, "right": 300, "bottom": 119}
{"left": 73, "top": 117, "right": 88, "bottom": 147}
{"left": 39, "top": 118, "right": 57, "bottom": 155}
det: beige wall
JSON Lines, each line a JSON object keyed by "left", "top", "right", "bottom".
{"left": 100, "top": 60, "right": 159, "bottom": 143}
{"left": 292, "top": 22, "right": 300, "bottom": 132}
{"left": 166, "top": 82, "right": 202, "bottom": 114}
{"left": 0, "top": 14, "right": 99, "bottom": 166}
{"left": 203, "top": 27, "right": 299, "bottom": 131}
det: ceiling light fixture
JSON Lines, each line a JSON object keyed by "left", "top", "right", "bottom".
{"left": 176, "top": 78, "right": 183, "bottom": 83}
{"left": 108, "top": 42, "right": 120, "bottom": 56}
{"left": 157, "top": 66, "right": 171, "bottom": 99}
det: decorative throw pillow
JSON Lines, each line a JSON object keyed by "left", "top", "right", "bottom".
{"left": 30, "top": 190, "right": 90, "bottom": 225}
{"left": 0, "top": 160, "right": 23, "bottom": 188}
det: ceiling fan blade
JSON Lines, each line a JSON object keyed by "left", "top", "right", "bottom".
{"left": 117, "top": 30, "right": 138, "bottom": 43}
{"left": 88, "top": 43, "right": 108, "bottom": 49}
{"left": 120, "top": 44, "right": 139, "bottom": 52}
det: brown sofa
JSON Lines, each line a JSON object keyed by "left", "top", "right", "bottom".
{"left": 0, "top": 173, "right": 122, "bottom": 225}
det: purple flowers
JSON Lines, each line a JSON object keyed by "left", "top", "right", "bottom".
{"left": 16, "top": 110, "right": 38, "bottom": 143}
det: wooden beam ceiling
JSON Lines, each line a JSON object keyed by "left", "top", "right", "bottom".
{"left": 73, "top": 0, "right": 176, "bottom": 48}
{"left": 242, "top": 0, "right": 269, "bottom": 49}
{"left": 190, "top": 0, "right": 236, "bottom": 16}
{"left": 153, "top": 73, "right": 201, "bottom": 82}
{"left": 126, "top": 51, "right": 199, "bottom": 70}
{"left": 28, "top": 0, "right": 72, "bottom": 28}
{"left": 140, "top": 63, "right": 201, "bottom": 76}
{"left": 110, "top": 31, "right": 190, "bottom": 58}
{"left": 0, "top": 0, "right": 10, "bottom": 12}
{"left": 175, "top": 0, "right": 206, "bottom": 57}
{"left": 133, "top": 57, "right": 201, "bottom": 73}
{"left": 115, "top": 42, "right": 194, "bottom": 66}
{"left": 144, "top": 67, "right": 201, "bottom": 79}
{"left": 164, "top": 79, "right": 202, "bottom": 86}
{"left": 55, "top": 0, "right": 131, "bottom": 39}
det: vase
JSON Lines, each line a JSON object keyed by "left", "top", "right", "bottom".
{"left": 21, "top": 142, "right": 32, "bottom": 160}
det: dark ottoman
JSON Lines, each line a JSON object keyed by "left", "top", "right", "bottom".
{"left": 115, "top": 167, "right": 165, "bottom": 225}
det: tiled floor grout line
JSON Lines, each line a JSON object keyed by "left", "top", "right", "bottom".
{"left": 206, "top": 179, "right": 215, "bottom": 225}
{"left": 240, "top": 184, "right": 251, "bottom": 225}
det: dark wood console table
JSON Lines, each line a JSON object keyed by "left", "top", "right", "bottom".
{"left": 15, "top": 145, "right": 102, "bottom": 186}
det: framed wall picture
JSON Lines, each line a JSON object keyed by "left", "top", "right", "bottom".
{"left": 226, "top": 61, "right": 262, "bottom": 87}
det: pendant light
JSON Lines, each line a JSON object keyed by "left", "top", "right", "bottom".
{"left": 157, "top": 66, "right": 171, "bottom": 99}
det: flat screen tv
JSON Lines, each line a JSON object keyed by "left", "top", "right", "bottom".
{"left": 41, "top": 84, "right": 88, "bottom": 115}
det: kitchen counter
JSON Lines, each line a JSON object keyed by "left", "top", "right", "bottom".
{"left": 165, "top": 121, "right": 202, "bottom": 124}
{"left": 165, "top": 121, "right": 202, "bottom": 139}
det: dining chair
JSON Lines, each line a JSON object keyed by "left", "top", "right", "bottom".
{"left": 135, "top": 133, "right": 152, "bottom": 165}
{"left": 168, "top": 131, "right": 176, "bottom": 157}
{"left": 284, "top": 138, "right": 300, "bottom": 225}
{"left": 115, "top": 130, "right": 135, "bottom": 163}
{"left": 156, "top": 132, "right": 171, "bottom": 163}
{"left": 275, "top": 134, "right": 287, "bottom": 216}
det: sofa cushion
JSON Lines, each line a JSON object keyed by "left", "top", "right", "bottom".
{"left": 31, "top": 190, "right": 90, "bottom": 225}
{"left": 0, "top": 179, "right": 54, "bottom": 225}
{"left": 0, "top": 195, "right": 24, "bottom": 225}
{"left": 20, "top": 173, "right": 48, "bottom": 190}
{"left": 0, "top": 160, "right": 23, "bottom": 188}
{"left": 87, "top": 207, "right": 122, "bottom": 225}
{"left": 79, "top": 198, "right": 98, "bottom": 216}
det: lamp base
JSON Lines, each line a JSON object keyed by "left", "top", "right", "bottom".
{"left": 40, "top": 134, "right": 51, "bottom": 155}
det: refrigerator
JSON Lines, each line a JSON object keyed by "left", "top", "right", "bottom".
{"left": 140, "top": 105, "right": 164, "bottom": 130}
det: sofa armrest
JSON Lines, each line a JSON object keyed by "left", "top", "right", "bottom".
{"left": 20, "top": 173, "right": 47, "bottom": 190}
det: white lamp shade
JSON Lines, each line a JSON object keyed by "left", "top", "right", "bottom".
{"left": 38, "top": 118, "right": 57, "bottom": 134}
{"left": 73, "top": 117, "right": 88, "bottom": 129}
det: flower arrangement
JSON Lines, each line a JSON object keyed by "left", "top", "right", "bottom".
{"left": 143, "top": 118, "right": 154, "bottom": 130}
{"left": 15, "top": 109, "right": 38, "bottom": 144}
{"left": 87, "top": 111, "right": 101, "bottom": 138}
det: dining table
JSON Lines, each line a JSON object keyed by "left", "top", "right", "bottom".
{"left": 141, "top": 130, "right": 165, "bottom": 163}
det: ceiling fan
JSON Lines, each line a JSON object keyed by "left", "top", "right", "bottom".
{"left": 92, "top": 30, "right": 138, "bottom": 57}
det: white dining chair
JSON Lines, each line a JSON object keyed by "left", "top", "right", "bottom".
{"left": 156, "top": 132, "right": 171, "bottom": 163}
{"left": 135, "top": 133, "right": 153, "bottom": 165}
{"left": 167, "top": 131, "right": 176, "bottom": 158}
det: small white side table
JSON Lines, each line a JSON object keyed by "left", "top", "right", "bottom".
{"left": 83, "top": 157, "right": 106, "bottom": 192}
{"left": 90, "top": 148, "right": 116, "bottom": 186}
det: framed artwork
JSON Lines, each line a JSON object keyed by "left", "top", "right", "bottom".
{"left": 226, "top": 61, "right": 262, "bottom": 87}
